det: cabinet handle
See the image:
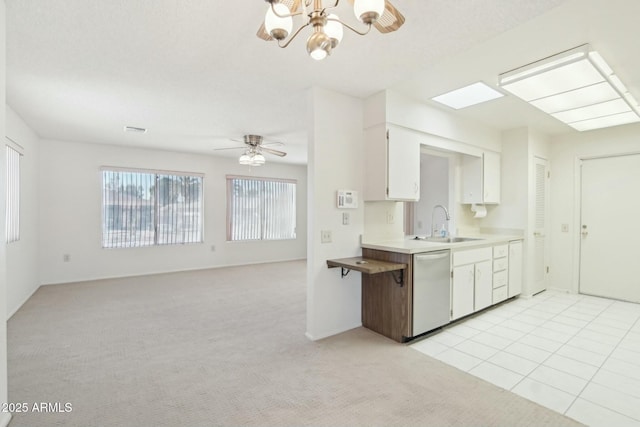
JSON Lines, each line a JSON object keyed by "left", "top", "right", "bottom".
{"left": 414, "top": 183, "right": 419, "bottom": 194}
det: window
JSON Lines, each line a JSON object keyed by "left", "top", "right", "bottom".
{"left": 227, "top": 176, "right": 296, "bottom": 241}
{"left": 102, "top": 168, "right": 203, "bottom": 248}
{"left": 5, "top": 145, "right": 21, "bottom": 243}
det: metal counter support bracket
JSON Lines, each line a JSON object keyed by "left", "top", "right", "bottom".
{"left": 341, "top": 267, "right": 351, "bottom": 278}
{"left": 391, "top": 270, "right": 404, "bottom": 287}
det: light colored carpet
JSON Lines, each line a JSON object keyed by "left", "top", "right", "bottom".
{"left": 7, "top": 260, "right": 583, "bottom": 426}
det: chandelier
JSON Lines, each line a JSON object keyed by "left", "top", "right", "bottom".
{"left": 258, "top": 0, "right": 405, "bottom": 60}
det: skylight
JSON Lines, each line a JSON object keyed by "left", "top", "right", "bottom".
{"left": 431, "top": 82, "right": 505, "bottom": 109}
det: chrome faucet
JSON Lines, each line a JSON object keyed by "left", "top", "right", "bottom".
{"left": 431, "top": 204, "right": 451, "bottom": 237}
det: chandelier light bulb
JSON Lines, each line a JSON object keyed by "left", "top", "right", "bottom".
{"left": 325, "top": 14, "right": 344, "bottom": 48}
{"left": 252, "top": 153, "right": 266, "bottom": 166}
{"left": 239, "top": 152, "right": 252, "bottom": 165}
{"left": 307, "top": 30, "right": 331, "bottom": 61}
{"left": 353, "top": 0, "right": 385, "bottom": 24}
{"left": 265, "top": 3, "right": 293, "bottom": 40}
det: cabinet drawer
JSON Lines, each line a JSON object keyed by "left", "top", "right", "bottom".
{"left": 493, "top": 286, "right": 508, "bottom": 304}
{"left": 453, "top": 247, "right": 492, "bottom": 266}
{"left": 493, "top": 270, "right": 508, "bottom": 288}
{"left": 493, "top": 244, "right": 508, "bottom": 258}
{"left": 493, "top": 257, "right": 508, "bottom": 272}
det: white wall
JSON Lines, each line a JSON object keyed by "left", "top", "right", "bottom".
{"left": 549, "top": 122, "right": 640, "bottom": 292}
{"left": 0, "top": 2, "right": 11, "bottom": 424}
{"left": 364, "top": 90, "right": 501, "bottom": 155}
{"left": 414, "top": 154, "right": 449, "bottom": 235}
{"left": 38, "top": 139, "right": 307, "bottom": 284}
{"left": 306, "top": 87, "right": 364, "bottom": 340}
{"left": 6, "top": 107, "right": 39, "bottom": 318}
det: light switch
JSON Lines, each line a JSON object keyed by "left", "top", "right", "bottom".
{"left": 387, "top": 211, "right": 395, "bottom": 224}
{"left": 342, "top": 212, "right": 350, "bottom": 225}
{"left": 561, "top": 224, "right": 569, "bottom": 233}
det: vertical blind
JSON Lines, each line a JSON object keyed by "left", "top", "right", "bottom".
{"left": 102, "top": 168, "right": 203, "bottom": 248}
{"left": 227, "top": 176, "right": 296, "bottom": 241}
{"left": 5, "top": 145, "right": 21, "bottom": 243}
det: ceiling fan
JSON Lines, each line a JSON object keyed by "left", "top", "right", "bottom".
{"left": 214, "top": 135, "right": 287, "bottom": 166}
{"left": 257, "top": 0, "right": 405, "bottom": 60}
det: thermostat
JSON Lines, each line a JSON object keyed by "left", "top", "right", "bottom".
{"left": 337, "top": 190, "right": 358, "bottom": 209}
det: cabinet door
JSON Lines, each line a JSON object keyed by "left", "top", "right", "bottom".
{"left": 461, "top": 155, "right": 482, "bottom": 204}
{"left": 363, "top": 124, "right": 390, "bottom": 201}
{"left": 483, "top": 151, "right": 501, "bottom": 204}
{"left": 452, "top": 264, "right": 475, "bottom": 320}
{"left": 387, "top": 126, "right": 420, "bottom": 201}
{"left": 462, "top": 152, "right": 501, "bottom": 204}
{"left": 474, "top": 260, "right": 493, "bottom": 311}
{"left": 508, "top": 241, "right": 523, "bottom": 297}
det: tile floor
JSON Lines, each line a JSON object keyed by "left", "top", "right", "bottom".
{"left": 410, "top": 290, "right": 640, "bottom": 427}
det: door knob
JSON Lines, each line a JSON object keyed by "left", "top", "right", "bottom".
{"left": 581, "top": 224, "right": 588, "bottom": 237}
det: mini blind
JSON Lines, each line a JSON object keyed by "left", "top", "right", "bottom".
{"left": 5, "top": 145, "right": 21, "bottom": 243}
{"left": 227, "top": 176, "right": 296, "bottom": 241}
{"left": 102, "top": 168, "right": 203, "bottom": 248}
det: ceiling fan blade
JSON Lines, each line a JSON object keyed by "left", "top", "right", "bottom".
{"left": 374, "top": 1, "right": 405, "bottom": 34}
{"left": 261, "top": 146, "right": 287, "bottom": 157}
{"left": 256, "top": 0, "right": 302, "bottom": 41}
{"left": 213, "top": 146, "right": 246, "bottom": 151}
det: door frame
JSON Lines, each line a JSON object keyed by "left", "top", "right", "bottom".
{"left": 572, "top": 151, "right": 640, "bottom": 294}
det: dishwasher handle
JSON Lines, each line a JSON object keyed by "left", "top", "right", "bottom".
{"left": 414, "top": 251, "right": 450, "bottom": 262}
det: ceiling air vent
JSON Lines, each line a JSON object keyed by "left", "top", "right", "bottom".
{"left": 124, "top": 126, "right": 147, "bottom": 133}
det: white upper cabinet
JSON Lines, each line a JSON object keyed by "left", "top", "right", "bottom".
{"left": 462, "top": 151, "right": 501, "bottom": 204}
{"left": 364, "top": 123, "right": 420, "bottom": 201}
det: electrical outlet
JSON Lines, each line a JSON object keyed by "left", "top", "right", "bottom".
{"left": 211, "top": 245, "right": 216, "bottom": 252}
{"left": 561, "top": 224, "right": 569, "bottom": 233}
{"left": 387, "top": 211, "right": 395, "bottom": 224}
{"left": 321, "top": 230, "right": 332, "bottom": 243}
{"left": 342, "top": 212, "right": 350, "bottom": 225}
{"left": 63, "top": 254, "right": 71, "bottom": 262}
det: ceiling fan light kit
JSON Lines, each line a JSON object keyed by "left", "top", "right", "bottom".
{"left": 258, "top": 0, "right": 404, "bottom": 61}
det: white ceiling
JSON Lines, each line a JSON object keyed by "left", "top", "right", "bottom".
{"left": 6, "top": 0, "right": 640, "bottom": 165}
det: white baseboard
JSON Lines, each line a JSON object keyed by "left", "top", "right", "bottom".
{"left": 41, "top": 257, "right": 307, "bottom": 286}
{"left": 0, "top": 412, "right": 12, "bottom": 427}
{"left": 305, "top": 323, "right": 362, "bottom": 341}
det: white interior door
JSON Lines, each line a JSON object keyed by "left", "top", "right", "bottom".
{"left": 580, "top": 154, "right": 640, "bottom": 302}
{"left": 532, "top": 157, "right": 549, "bottom": 295}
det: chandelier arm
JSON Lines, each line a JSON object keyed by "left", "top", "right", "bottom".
{"left": 329, "top": 18, "right": 372, "bottom": 36}
{"left": 270, "top": 1, "right": 305, "bottom": 19}
{"left": 277, "top": 22, "right": 312, "bottom": 48}
{"left": 321, "top": 0, "right": 341, "bottom": 13}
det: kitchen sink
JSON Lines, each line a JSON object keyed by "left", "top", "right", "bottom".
{"left": 413, "top": 236, "right": 483, "bottom": 243}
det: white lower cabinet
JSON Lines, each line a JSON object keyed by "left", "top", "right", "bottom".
{"left": 451, "top": 247, "right": 492, "bottom": 320}
{"left": 474, "top": 260, "right": 493, "bottom": 311}
{"left": 508, "top": 240, "right": 523, "bottom": 297}
{"left": 452, "top": 264, "right": 475, "bottom": 320}
{"left": 451, "top": 241, "right": 523, "bottom": 320}
{"left": 492, "top": 244, "right": 509, "bottom": 304}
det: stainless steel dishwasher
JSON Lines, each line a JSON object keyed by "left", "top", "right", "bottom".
{"left": 413, "top": 250, "right": 451, "bottom": 336}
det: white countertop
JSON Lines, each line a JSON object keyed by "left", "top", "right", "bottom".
{"left": 361, "top": 234, "right": 523, "bottom": 254}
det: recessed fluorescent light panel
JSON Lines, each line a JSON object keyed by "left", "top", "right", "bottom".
{"left": 498, "top": 44, "right": 640, "bottom": 131}
{"left": 431, "top": 82, "right": 504, "bottom": 109}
